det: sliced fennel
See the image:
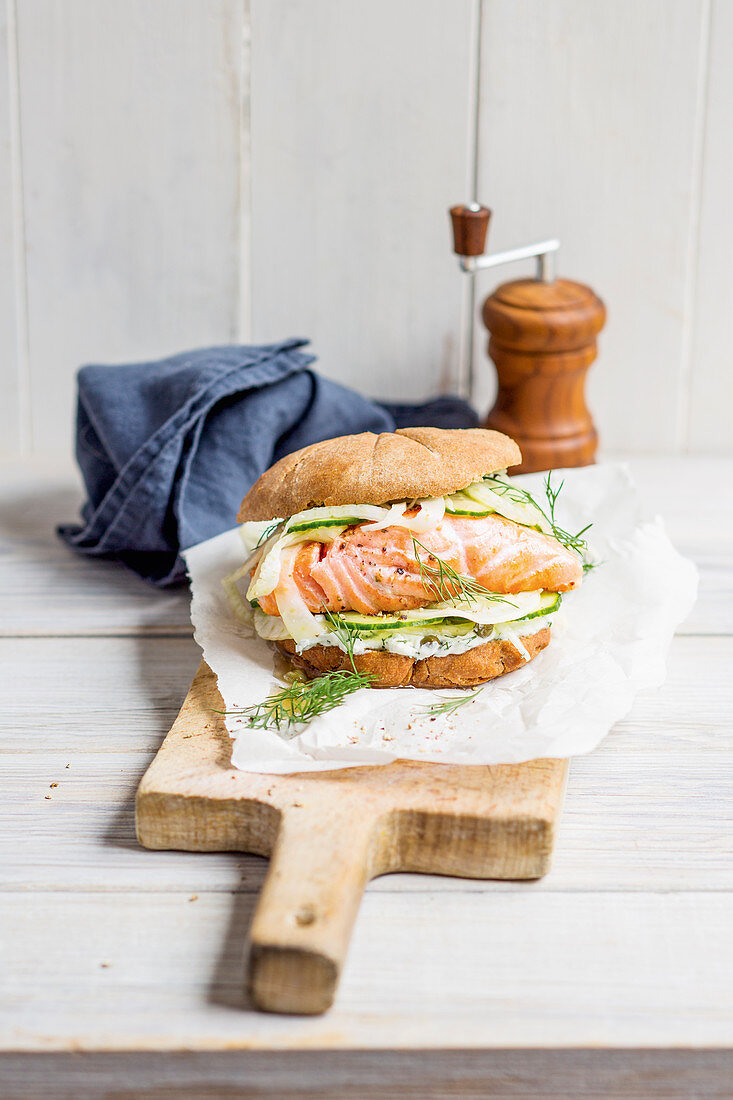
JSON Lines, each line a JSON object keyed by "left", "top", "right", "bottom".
{"left": 362, "top": 496, "right": 445, "bottom": 533}
{"left": 252, "top": 591, "right": 558, "bottom": 646}
{"left": 257, "top": 588, "right": 547, "bottom": 647}
{"left": 239, "top": 518, "right": 285, "bottom": 556}
{"left": 252, "top": 600, "right": 557, "bottom": 659}
{"left": 270, "top": 545, "right": 324, "bottom": 646}
{"left": 497, "top": 622, "right": 531, "bottom": 661}
{"left": 247, "top": 526, "right": 339, "bottom": 603}
{"left": 254, "top": 607, "right": 292, "bottom": 640}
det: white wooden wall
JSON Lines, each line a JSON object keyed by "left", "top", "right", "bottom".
{"left": 1, "top": 0, "right": 730, "bottom": 459}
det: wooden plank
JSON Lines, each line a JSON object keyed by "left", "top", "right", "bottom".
{"left": 249, "top": 0, "right": 475, "bottom": 401}
{"left": 16, "top": 0, "right": 246, "bottom": 456}
{"left": 473, "top": 0, "right": 708, "bottom": 452}
{"left": 2, "top": 890, "right": 732, "bottom": 1050}
{"left": 2, "top": 1050, "right": 732, "bottom": 1099}
{"left": 0, "top": 636, "right": 201, "bottom": 751}
{"left": 617, "top": 456, "right": 733, "bottom": 549}
{"left": 0, "top": 463, "right": 191, "bottom": 635}
{"left": 688, "top": 0, "right": 733, "bottom": 450}
{"left": 676, "top": 549, "right": 732, "bottom": 636}
{"left": 2, "top": 634, "right": 733, "bottom": 896}
{"left": 0, "top": 2, "right": 22, "bottom": 456}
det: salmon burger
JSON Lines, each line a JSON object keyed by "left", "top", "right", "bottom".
{"left": 224, "top": 428, "right": 589, "bottom": 688}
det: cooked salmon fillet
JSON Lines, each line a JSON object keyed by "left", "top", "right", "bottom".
{"left": 257, "top": 514, "right": 582, "bottom": 617}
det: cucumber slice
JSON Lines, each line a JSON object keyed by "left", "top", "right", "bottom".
{"left": 284, "top": 504, "right": 387, "bottom": 536}
{"left": 444, "top": 491, "right": 494, "bottom": 518}
{"left": 336, "top": 593, "right": 560, "bottom": 636}
{"left": 338, "top": 612, "right": 475, "bottom": 639}
{"left": 287, "top": 516, "right": 360, "bottom": 534}
{"left": 338, "top": 611, "right": 453, "bottom": 633}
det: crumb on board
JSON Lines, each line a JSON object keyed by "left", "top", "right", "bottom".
{"left": 49, "top": 782, "right": 58, "bottom": 788}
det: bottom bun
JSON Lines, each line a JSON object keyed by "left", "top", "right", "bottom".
{"left": 276, "top": 627, "right": 551, "bottom": 689}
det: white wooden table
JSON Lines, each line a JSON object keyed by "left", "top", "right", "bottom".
{"left": 1, "top": 456, "right": 732, "bottom": 1098}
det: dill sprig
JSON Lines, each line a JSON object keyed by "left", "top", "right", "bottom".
{"left": 418, "top": 686, "right": 484, "bottom": 718}
{"left": 542, "top": 473, "right": 592, "bottom": 556}
{"left": 254, "top": 519, "right": 284, "bottom": 549}
{"left": 322, "top": 607, "right": 362, "bottom": 672}
{"left": 411, "top": 537, "right": 517, "bottom": 607}
{"left": 216, "top": 669, "right": 374, "bottom": 731}
{"left": 482, "top": 473, "right": 592, "bottom": 558}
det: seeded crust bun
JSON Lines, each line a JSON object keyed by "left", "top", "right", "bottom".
{"left": 238, "top": 427, "right": 521, "bottom": 522}
{"left": 276, "top": 628, "right": 551, "bottom": 689}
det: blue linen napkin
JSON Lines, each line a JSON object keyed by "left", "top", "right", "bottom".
{"left": 58, "top": 339, "right": 478, "bottom": 586}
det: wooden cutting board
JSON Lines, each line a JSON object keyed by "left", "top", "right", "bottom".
{"left": 136, "top": 661, "right": 568, "bottom": 1015}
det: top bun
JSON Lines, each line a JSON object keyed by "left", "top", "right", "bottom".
{"left": 237, "top": 427, "right": 521, "bottom": 522}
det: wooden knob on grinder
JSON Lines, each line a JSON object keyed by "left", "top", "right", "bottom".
{"left": 482, "top": 278, "right": 606, "bottom": 474}
{"left": 450, "top": 204, "right": 491, "bottom": 256}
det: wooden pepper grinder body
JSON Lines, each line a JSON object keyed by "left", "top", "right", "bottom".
{"left": 449, "top": 204, "right": 606, "bottom": 474}
{"left": 483, "top": 278, "right": 605, "bottom": 474}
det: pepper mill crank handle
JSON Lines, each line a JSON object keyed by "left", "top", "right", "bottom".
{"left": 449, "top": 204, "right": 559, "bottom": 283}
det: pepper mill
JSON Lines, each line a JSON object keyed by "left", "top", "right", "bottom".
{"left": 449, "top": 204, "right": 606, "bottom": 474}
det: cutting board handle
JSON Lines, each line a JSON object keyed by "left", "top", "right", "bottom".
{"left": 247, "top": 804, "right": 375, "bottom": 1014}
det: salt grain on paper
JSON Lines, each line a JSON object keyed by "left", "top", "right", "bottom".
{"left": 184, "top": 464, "right": 698, "bottom": 774}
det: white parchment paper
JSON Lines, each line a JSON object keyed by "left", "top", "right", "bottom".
{"left": 184, "top": 464, "right": 697, "bottom": 773}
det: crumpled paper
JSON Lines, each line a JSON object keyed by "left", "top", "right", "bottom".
{"left": 183, "top": 464, "right": 697, "bottom": 774}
